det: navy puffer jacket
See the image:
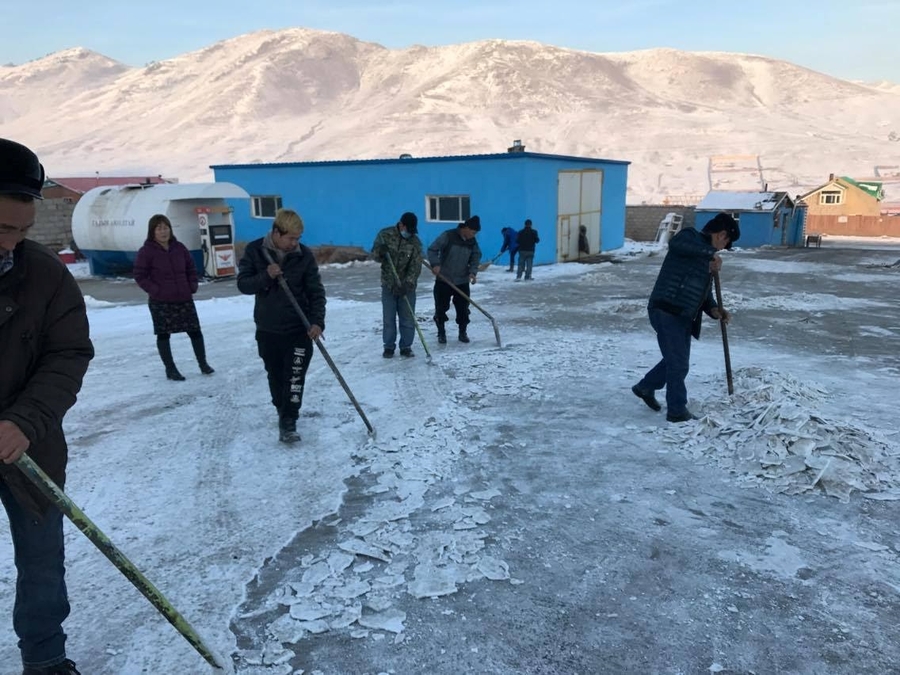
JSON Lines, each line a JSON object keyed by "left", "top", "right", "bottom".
{"left": 648, "top": 228, "right": 719, "bottom": 338}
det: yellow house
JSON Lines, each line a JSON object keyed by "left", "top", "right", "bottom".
{"left": 799, "top": 174, "right": 896, "bottom": 236}
{"left": 799, "top": 174, "right": 884, "bottom": 217}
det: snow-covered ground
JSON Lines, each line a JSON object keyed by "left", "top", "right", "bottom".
{"left": 1, "top": 241, "right": 899, "bottom": 674}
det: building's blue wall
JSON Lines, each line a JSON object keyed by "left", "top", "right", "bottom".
{"left": 213, "top": 154, "right": 628, "bottom": 266}
{"left": 696, "top": 209, "right": 801, "bottom": 248}
{"left": 518, "top": 158, "right": 628, "bottom": 263}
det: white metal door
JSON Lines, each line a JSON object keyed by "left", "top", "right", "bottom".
{"left": 557, "top": 169, "right": 603, "bottom": 262}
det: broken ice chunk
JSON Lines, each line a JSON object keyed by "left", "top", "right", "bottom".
{"left": 301, "top": 562, "right": 332, "bottom": 586}
{"left": 334, "top": 580, "right": 372, "bottom": 599}
{"left": 330, "top": 604, "right": 363, "bottom": 629}
{"left": 289, "top": 602, "right": 334, "bottom": 622}
{"left": 475, "top": 556, "right": 510, "bottom": 581}
{"left": 267, "top": 613, "right": 305, "bottom": 644}
{"left": 338, "top": 538, "right": 391, "bottom": 562}
{"left": 327, "top": 552, "right": 355, "bottom": 574}
{"left": 261, "top": 642, "right": 294, "bottom": 666}
{"left": 408, "top": 564, "right": 459, "bottom": 598}
{"left": 358, "top": 608, "right": 406, "bottom": 633}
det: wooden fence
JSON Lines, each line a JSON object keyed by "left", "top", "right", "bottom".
{"left": 805, "top": 214, "right": 900, "bottom": 237}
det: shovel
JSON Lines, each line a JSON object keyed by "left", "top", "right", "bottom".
{"left": 478, "top": 252, "right": 504, "bottom": 272}
{"left": 712, "top": 270, "right": 734, "bottom": 395}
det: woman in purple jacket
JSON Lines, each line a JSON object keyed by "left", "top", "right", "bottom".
{"left": 133, "top": 214, "right": 214, "bottom": 380}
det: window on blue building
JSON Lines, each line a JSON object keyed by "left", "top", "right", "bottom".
{"left": 427, "top": 195, "right": 471, "bottom": 223}
{"left": 252, "top": 195, "right": 283, "bottom": 218}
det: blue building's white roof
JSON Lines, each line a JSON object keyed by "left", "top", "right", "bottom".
{"left": 210, "top": 151, "right": 630, "bottom": 171}
{"left": 697, "top": 190, "right": 791, "bottom": 212}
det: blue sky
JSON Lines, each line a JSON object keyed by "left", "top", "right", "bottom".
{"left": 4, "top": 0, "right": 899, "bottom": 82}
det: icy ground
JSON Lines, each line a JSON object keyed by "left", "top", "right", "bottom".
{"left": 1, "top": 241, "right": 900, "bottom": 674}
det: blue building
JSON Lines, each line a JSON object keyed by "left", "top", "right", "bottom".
{"left": 210, "top": 150, "right": 630, "bottom": 266}
{"left": 695, "top": 191, "right": 806, "bottom": 247}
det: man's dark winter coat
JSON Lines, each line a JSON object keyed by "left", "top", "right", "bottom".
{"left": 133, "top": 239, "right": 198, "bottom": 302}
{"left": 0, "top": 240, "right": 94, "bottom": 515}
{"left": 648, "top": 228, "right": 719, "bottom": 338}
{"left": 237, "top": 238, "right": 326, "bottom": 334}
{"left": 517, "top": 226, "right": 540, "bottom": 253}
{"left": 427, "top": 228, "right": 482, "bottom": 285}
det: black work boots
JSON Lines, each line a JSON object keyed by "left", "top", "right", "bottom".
{"left": 23, "top": 659, "right": 81, "bottom": 675}
{"left": 278, "top": 416, "right": 301, "bottom": 444}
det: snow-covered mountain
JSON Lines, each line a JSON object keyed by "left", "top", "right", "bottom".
{"left": 2, "top": 28, "right": 899, "bottom": 202}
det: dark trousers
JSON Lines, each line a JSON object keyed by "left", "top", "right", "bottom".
{"left": 507, "top": 250, "right": 517, "bottom": 270}
{"left": 637, "top": 308, "right": 693, "bottom": 415}
{"left": 0, "top": 481, "right": 69, "bottom": 669}
{"left": 156, "top": 331, "right": 208, "bottom": 366}
{"left": 433, "top": 279, "right": 470, "bottom": 328}
{"left": 256, "top": 330, "right": 314, "bottom": 423}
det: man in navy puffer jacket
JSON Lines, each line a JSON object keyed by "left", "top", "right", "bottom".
{"left": 631, "top": 213, "right": 740, "bottom": 422}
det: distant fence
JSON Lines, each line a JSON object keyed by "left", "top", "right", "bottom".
{"left": 626, "top": 205, "right": 696, "bottom": 241}
{"left": 805, "top": 214, "right": 900, "bottom": 237}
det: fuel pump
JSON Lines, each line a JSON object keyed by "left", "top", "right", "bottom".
{"left": 196, "top": 206, "right": 236, "bottom": 278}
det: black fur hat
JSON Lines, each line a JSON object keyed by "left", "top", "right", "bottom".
{"left": 462, "top": 215, "right": 481, "bottom": 232}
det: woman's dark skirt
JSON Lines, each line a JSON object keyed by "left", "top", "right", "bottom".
{"left": 148, "top": 299, "right": 200, "bottom": 335}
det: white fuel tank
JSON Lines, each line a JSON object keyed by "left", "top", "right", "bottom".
{"left": 72, "top": 182, "right": 249, "bottom": 275}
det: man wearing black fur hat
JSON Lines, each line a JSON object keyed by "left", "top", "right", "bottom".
{"left": 0, "top": 138, "right": 93, "bottom": 675}
{"left": 427, "top": 216, "right": 482, "bottom": 344}
{"left": 631, "top": 212, "right": 739, "bottom": 422}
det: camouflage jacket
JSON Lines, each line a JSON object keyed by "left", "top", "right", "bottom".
{"left": 372, "top": 225, "right": 424, "bottom": 289}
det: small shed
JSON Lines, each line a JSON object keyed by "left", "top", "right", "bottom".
{"left": 695, "top": 191, "right": 805, "bottom": 247}
{"left": 210, "top": 149, "right": 631, "bottom": 267}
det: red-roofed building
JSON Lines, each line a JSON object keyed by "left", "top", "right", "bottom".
{"left": 43, "top": 175, "right": 175, "bottom": 202}
{"left": 33, "top": 174, "right": 176, "bottom": 256}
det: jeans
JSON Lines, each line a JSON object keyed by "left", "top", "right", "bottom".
{"left": 0, "top": 480, "right": 69, "bottom": 669}
{"left": 517, "top": 252, "right": 535, "bottom": 279}
{"left": 256, "top": 329, "right": 314, "bottom": 422}
{"left": 507, "top": 250, "right": 517, "bottom": 270}
{"left": 637, "top": 308, "right": 693, "bottom": 415}
{"left": 381, "top": 286, "right": 417, "bottom": 350}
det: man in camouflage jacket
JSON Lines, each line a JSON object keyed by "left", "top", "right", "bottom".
{"left": 372, "top": 212, "right": 423, "bottom": 358}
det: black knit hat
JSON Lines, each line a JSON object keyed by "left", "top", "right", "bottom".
{"left": 462, "top": 215, "right": 481, "bottom": 232}
{"left": 702, "top": 212, "right": 740, "bottom": 250}
{"left": 400, "top": 211, "right": 418, "bottom": 234}
{"left": 0, "top": 138, "right": 45, "bottom": 200}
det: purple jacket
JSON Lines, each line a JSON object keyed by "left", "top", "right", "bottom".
{"left": 133, "top": 239, "right": 199, "bottom": 302}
